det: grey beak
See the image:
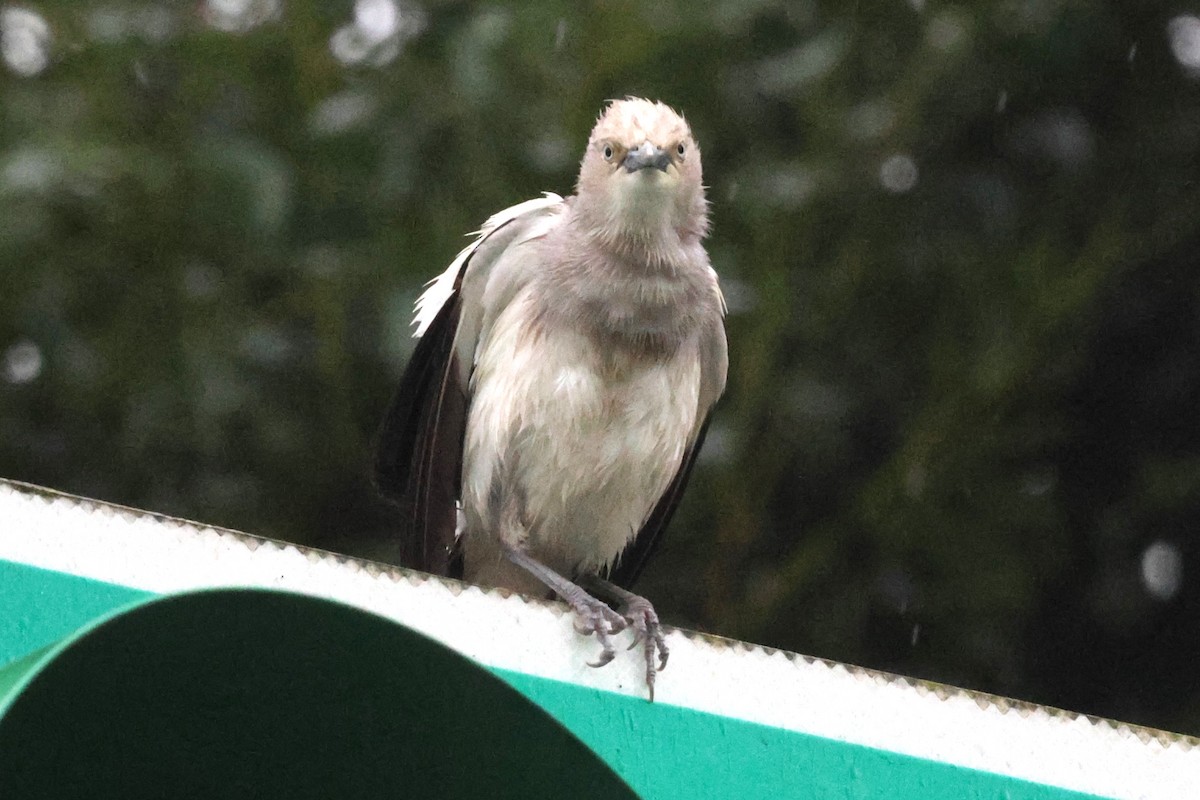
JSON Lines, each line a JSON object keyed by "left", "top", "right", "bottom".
{"left": 622, "top": 142, "right": 671, "bottom": 173}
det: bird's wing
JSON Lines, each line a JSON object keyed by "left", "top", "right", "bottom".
{"left": 374, "top": 193, "right": 565, "bottom": 576}
{"left": 607, "top": 270, "right": 729, "bottom": 589}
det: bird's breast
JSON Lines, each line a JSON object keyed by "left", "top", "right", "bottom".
{"left": 461, "top": 286, "right": 701, "bottom": 579}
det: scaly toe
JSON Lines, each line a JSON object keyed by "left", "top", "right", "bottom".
{"left": 613, "top": 597, "right": 670, "bottom": 700}
{"left": 570, "top": 597, "right": 629, "bottom": 669}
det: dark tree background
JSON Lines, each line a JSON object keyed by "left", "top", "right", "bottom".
{"left": 4, "top": 0, "right": 1200, "bottom": 734}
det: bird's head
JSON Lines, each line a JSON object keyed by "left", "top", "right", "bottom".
{"left": 575, "top": 98, "right": 708, "bottom": 249}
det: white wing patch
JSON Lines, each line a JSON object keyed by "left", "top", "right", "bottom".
{"left": 711, "top": 266, "right": 728, "bottom": 315}
{"left": 412, "top": 193, "right": 565, "bottom": 337}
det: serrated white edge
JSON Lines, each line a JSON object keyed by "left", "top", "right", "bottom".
{"left": 1, "top": 478, "right": 1196, "bottom": 799}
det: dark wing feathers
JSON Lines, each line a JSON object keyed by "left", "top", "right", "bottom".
{"left": 373, "top": 286, "right": 465, "bottom": 577}
{"left": 373, "top": 208, "right": 539, "bottom": 577}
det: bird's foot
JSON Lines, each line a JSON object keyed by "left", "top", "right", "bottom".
{"left": 618, "top": 594, "right": 669, "bottom": 701}
{"left": 497, "top": 542, "right": 666, "bottom": 698}
{"left": 567, "top": 593, "right": 629, "bottom": 669}
{"left": 576, "top": 575, "right": 671, "bottom": 701}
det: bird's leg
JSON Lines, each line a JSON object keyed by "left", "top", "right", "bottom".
{"left": 579, "top": 575, "right": 669, "bottom": 702}
{"left": 499, "top": 542, "right": 628, "bottom": 668}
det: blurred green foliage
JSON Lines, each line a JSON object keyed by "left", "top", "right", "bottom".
{"left": 3, "top": 0, "right": 1200, "bottom": 734}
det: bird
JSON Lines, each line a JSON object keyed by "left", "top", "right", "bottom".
{"left": 374, "top": 97, "right": 727, "bottom": 700}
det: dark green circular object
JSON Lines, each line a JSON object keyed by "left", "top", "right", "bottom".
{"left": 0, "top": 588, "right": 637, "bottom": 799}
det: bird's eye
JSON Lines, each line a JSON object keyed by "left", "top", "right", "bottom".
{"left": 602, "top": 144, "right": 614, "bottom": 161}
{"left": 676, "top": 143, "right": 687, "bottom": 158}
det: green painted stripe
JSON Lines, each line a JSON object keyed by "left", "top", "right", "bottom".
{"left": 0, "top": 560, "right": 151, "bottom": 667}
{"left": 498, "top": 668, "right": 1109, "bottom": 800}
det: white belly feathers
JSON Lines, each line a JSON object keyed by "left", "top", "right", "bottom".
{"left": 460, "top": 286, "right": 701, "bottom": 586}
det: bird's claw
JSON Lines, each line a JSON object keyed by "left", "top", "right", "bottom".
{"left": 569, "top": 595, "right": 627, "bottom": 670}
{"left": 587, "top": 649, "right": 616, "bottom": 669}
{"left": 619, "top": 595, "right": 669, "bottom": 699}
{"left": 567, "top": 584, "right": 669, "bottom": 701}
